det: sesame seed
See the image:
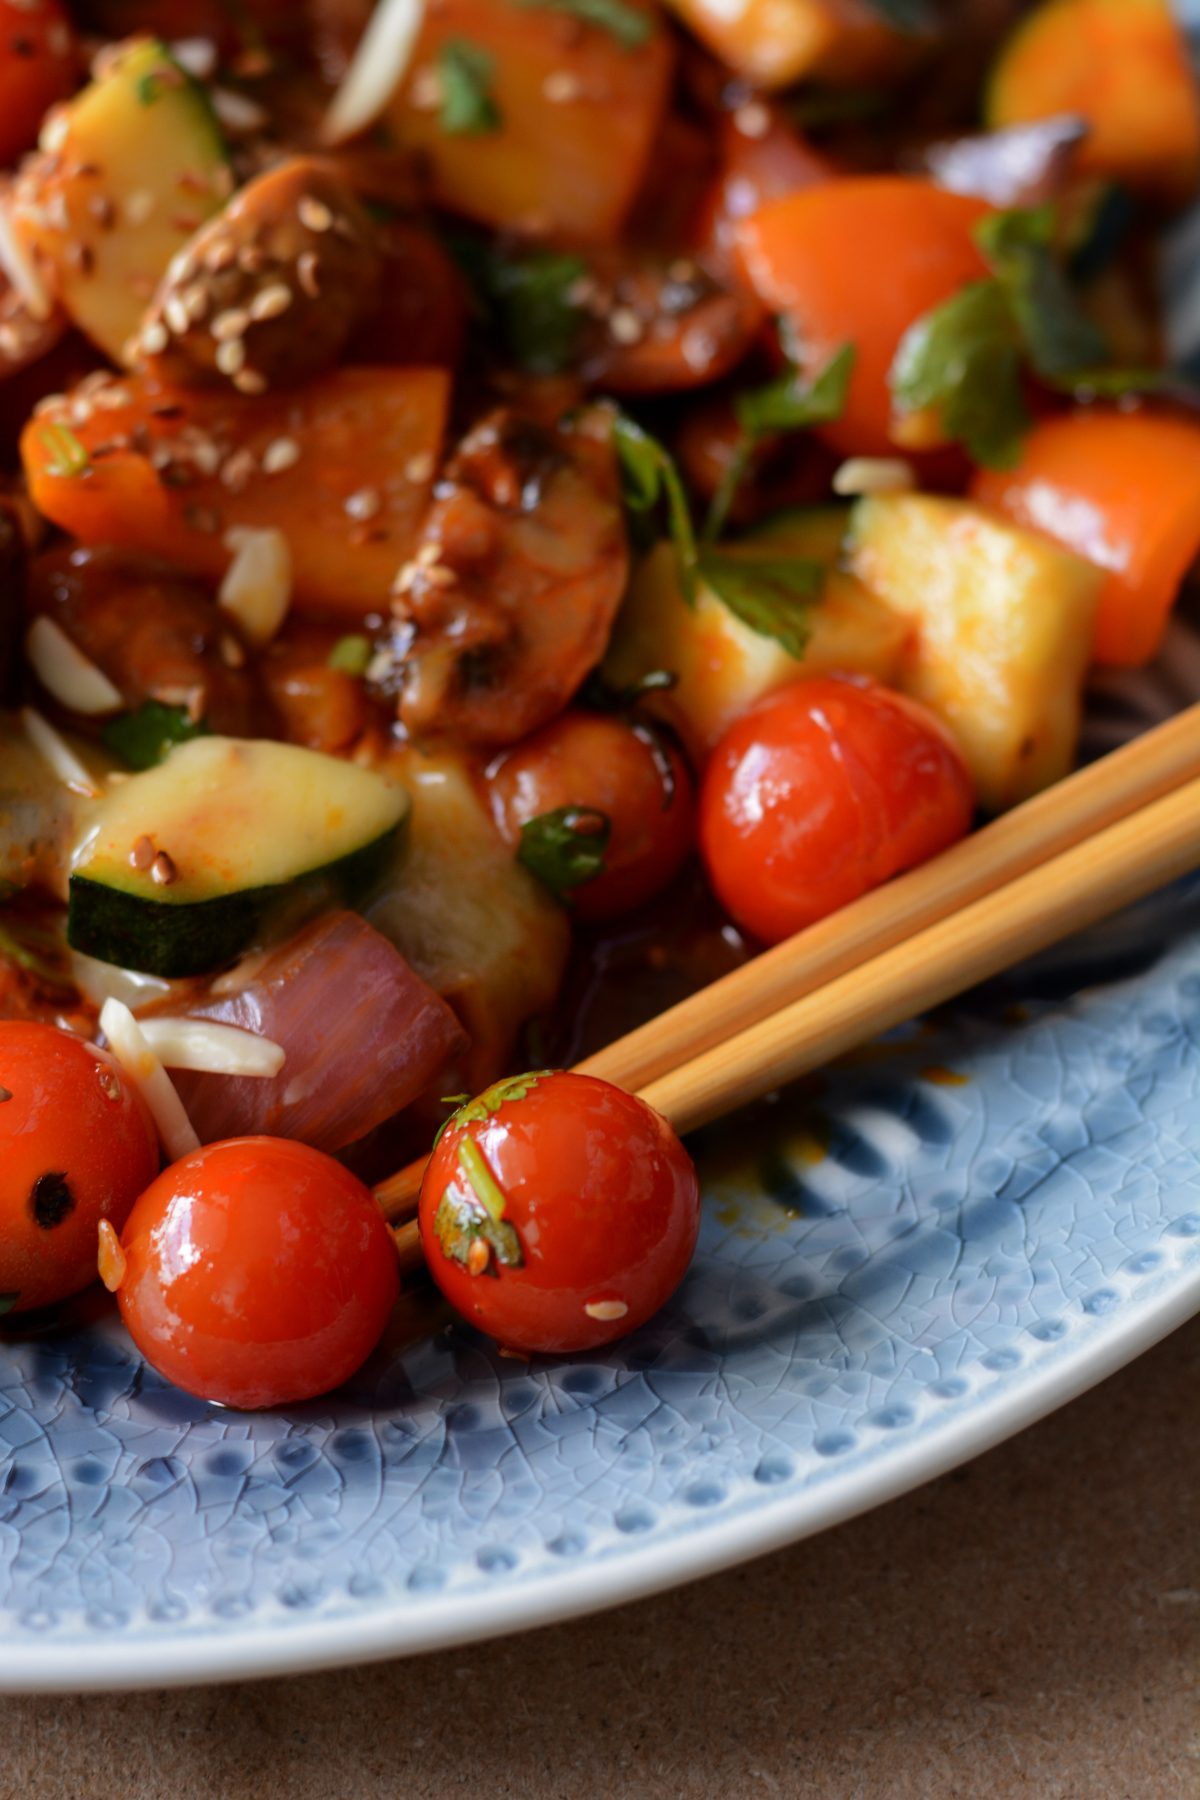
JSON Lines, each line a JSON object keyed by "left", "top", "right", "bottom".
{"left": 609, "top": 305, "right": 644, "bottom": 346}
{"left": 211, "top": 307, "right": 250, "bottom": 342}
{"left": 344, "top": 487, "right": 381, "bottom": 521}
{"left": 261, "top": 436, "right": 300, "bottom": 474}
{"left": 733, "top": 100, "right": 769, "bottom": 139}
{"left": 181, "top": 281, "right": 210, "bottom": 322}
{"left": 151, "top": 850, "right": 177, "bottom": 886}
{"left": 164, "top": 295, "right": 191, "bottom": 336}
{"left": 38, "top": 109, "right": 69, "bottom": 154}
{"left": 405, "top": 451, "right": 434, "bottom": 483}
{"left": 165, "top": 247, "right": 196, "bottom": 284}
{"left": 124, "top": 190, "right": 155, "bottom": 225}
{"left": 424, "top": 564, "right": 456, "bottom": 589}
{"left": 296, "top": 253, "right": 320, "bottom": 298}
{"left": 215, "top": 337, "right": 245, "bottom": 376}
{"left": 249, "top": 282, "right": 292, "bottom": 322}
{"left": 542, "top": 69, "right": 581, "bottom": 103}
{"left": 220, "top": 447, "right": 256, "bottom": 490}
{"left": 92, "top": 385, "right": 131, "bottom": 410}
{"left": 233, "top": 368, "right": 267, "bottom": 395}
{"left": 140, "top": 319, "right": 169, "bottom": 355}
{"left": 415, "top": 542, "right": 442, "bottom": 568}
{"left": 237, "top": 243, "right": 265, "bottom": 274}
{"left": 203, "top": 237, "right": 236, "bottom": 273}
{"left": 466, "top": 1237, "right": 490, "bottom": 1276}
{"left": 583, "top": 1299, "right": 628, "bottom": 1321}
{"left": 87, "top": 193, "right": 115, "bottom": 228}
{"left": 390, "top": 562, "right": 416, "bottom": 596}
{"left": 0, "top": 324, "right": 20, "bottom": 358}
{"left": 297, "top": 195, "right": 333, "bottom": 233}
{"left": 219, "top": 633, "right": 246, "bottom": 668}
{"left": 129, "top": 834, "right": 155, "bottom": 871}
{"left": 409, "top": 66, "right": 442, "bottom": 110}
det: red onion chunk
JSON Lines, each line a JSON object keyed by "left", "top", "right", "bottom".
{"left": 171, "top": 911, "right": 467, "bottom": 1152}
{"left": 920, "top": 115, "right": 1087, "bottom": 208}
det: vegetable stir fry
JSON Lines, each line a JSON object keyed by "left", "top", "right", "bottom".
{"left": 1, "top": 0, "right": 1199, "bottom": 1403}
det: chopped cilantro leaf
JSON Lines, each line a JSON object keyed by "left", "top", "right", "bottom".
{"left": 327, "top": 634, "right": 372, "bottom": 675}
{"left": 698, "top": 553, "right": 822, "bottom": 661}
{"left": 451, "top": 242, "right": 587, "bottom": 373}
{"left": 861, "top": 0, "right": 934, "bottom": 30}
{"left": 39, "top": 422, "right": 90, "bottom": 478}
{"left": 518, "top": 806, "right": 611, "bottom": 896}
{"left": 705, "top": 342, "right": 855, "bottom": 541}
{"left": 890, "top": 279, "right": 1028, "bottom": 470}
{"left": 103, "top": 701, "right": 211, "bottom": 771}
{"left": 437, "top": 39, "right": 502, "bottom": 135}
{"left": 613, "top": 412, "right": 699, "bottom": 592}
{"left": 976, "top": 205, "right": 1107, "bottom": 379}
{"left": 513, "top": 0, "right": 652, "bottom": 48}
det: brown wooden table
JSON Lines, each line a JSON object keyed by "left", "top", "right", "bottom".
{"left": 6, "top": 1313, "right": 1199, "bottom": 1799}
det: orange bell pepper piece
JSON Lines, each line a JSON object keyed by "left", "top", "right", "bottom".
{"left": 736, "top": 177, "right": 991, "bottom": 457}
{"left": 390, "top": 0, "right": 673, "bottom": 242}
{"left": 971, "top": 407, "right": 1200, "bottom": 668}
{"left": 23, "top": 366, "right": 450, "bottom": 622}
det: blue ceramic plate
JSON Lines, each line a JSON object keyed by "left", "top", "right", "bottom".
{"left": 4, "top": 9, "right": 1200, "bottom": 1694}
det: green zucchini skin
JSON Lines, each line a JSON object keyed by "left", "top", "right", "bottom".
{"left": 68, "top": 824, "right": 401, "bottom": 978}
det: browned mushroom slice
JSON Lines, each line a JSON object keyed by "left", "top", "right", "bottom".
{"left": 375, "top": 408, "right": 628, "bottom": 746}
{"left": 30, "top": 543, "right": 264, "bottom": 735}
{"left": 135, "top": 156, "right": 381, "bottom": 394}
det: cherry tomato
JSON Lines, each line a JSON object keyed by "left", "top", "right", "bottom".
{"left": 488, "top": 711, "right": 694, "bottom": 921}
{"left": 0, "top": 1021, "right": 159, "bottom": 1313}
{"left": 0, "top": 0, "right": 77, "bottom": 169}
{"left": 699, "top": 677, "right": 974, "bottom": 945}
{"left": 419, "top": 1071, "right": 700, "bottom": 1354}
{"left": 116, "top": 1137, "right": 399, "bottom": 1408}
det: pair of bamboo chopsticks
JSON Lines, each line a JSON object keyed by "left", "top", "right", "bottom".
{"left": 381, "top": 703, "right": 1200, "bottom": 1264}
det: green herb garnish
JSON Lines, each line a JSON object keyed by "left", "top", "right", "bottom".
{"left": 437, "top": 39, "right": 502, "bottom": 135}
{"left": 103, "top": 701, "right": 210, "bottom": 771}
{"left": 890, "top": 204, "right": 1132, "bottom": 469}
{"left": 431, "top": 1128, "right": 527, "bottom": 1270}
{"left": 514, "top": 0, "right": 651, "bottom": 48}
{"left": 698, "top": 553, "right": 822, "bottom": 660}
{"left": 890, "top": 279, "right": 1028, "bottom": 470}
{"left": 975, "top": 205, "right": 1107, "bottom": 379}
{"left": 861, "top": 0, "right": 935, "bottom": 30}
{"left": 451, "top": 242, "right": 587, "bottom": 374}
{"left": 518, "top": 806, "right": 611, "bottom": 896}
{"left": 613, "top": 412, "right": 699, "bottom": 588}
{"left": 614, "top": 412, "right": 822, "bottom": 655}
{"left": 39, "top": 422, "right": 90, "bottom": 479}
{"left": 705, "top": 342, "right": 856, "bottom": 541}
{"left": 327, "top": 634, "right": 372, "bottom": 675}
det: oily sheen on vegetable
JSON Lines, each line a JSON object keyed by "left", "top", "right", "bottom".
{"left": 0, "top": 0, "right": 1197, "bottom": 1410}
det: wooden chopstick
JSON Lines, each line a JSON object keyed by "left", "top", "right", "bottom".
{"left": 377, "top": 704, "right": 1200, "bottom": 1224}
{"left": 639, "top": 769, "right": 1200, "bottom": 1136}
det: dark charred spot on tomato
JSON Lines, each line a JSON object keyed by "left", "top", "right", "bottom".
{"left": 10, "top": 34, "right": 35, "bottom": 56}
{"left": 31, "top": 1171, "right": 76, "bottom": 1230}
{"left": 0, "top": 1086, "right": 11, "bottom": 1104}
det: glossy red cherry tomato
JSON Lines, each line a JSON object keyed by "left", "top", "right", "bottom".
{"left": 419, "top": 1071, "right": 700, "bottom": 1354}
{"left": 0, "top": 1020, "right": 159, "bottom": 1313}
{"left": 116, "top": 1137, "right": 399, "bottom": 1408}
{"left": 699, "top": 677, "right": 974, "bottom": 945}
{"left": 488, "top": 710, "right": 694, "bottom": 921}
{"left": 0, "top": 0, "right": 77, "bottom": 168}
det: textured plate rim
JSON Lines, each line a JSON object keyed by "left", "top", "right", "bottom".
{"left": 3, "top": 1260, "right": 1198, "bottom": 1693}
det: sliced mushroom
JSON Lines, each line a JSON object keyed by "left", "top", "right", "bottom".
{"left": 134, "top": 156, "right": 381, "bottom": 394}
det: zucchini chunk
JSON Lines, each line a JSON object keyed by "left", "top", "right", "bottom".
{"left": 69, "top": 737, "right": 408, "bottom": 976}
{"left": 12, "top": 38, "right": 231, "bottom": 362}
{"left": 847, "top": 495, "right": 1102, "bottom": 812}
{"left": 602, "top": 510, "right": 909, "bottom": 762}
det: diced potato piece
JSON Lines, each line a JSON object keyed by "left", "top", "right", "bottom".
{"left": 11, "top": 39, "right": 231, "bottom": 362}
{"left": 389, "top": 0, "right": 673, "bottom": 241}
{"left": 659, "top": 0, "right": 928, "bottom": 91}
{"left": 366, "top": 745, "right": 570, "bottom": 1091}
{"left": 848, "top": 495, "right": 1102, "bottom": 811}
{"left": 602, "top": 511, "right": 910, "bottom": 763}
